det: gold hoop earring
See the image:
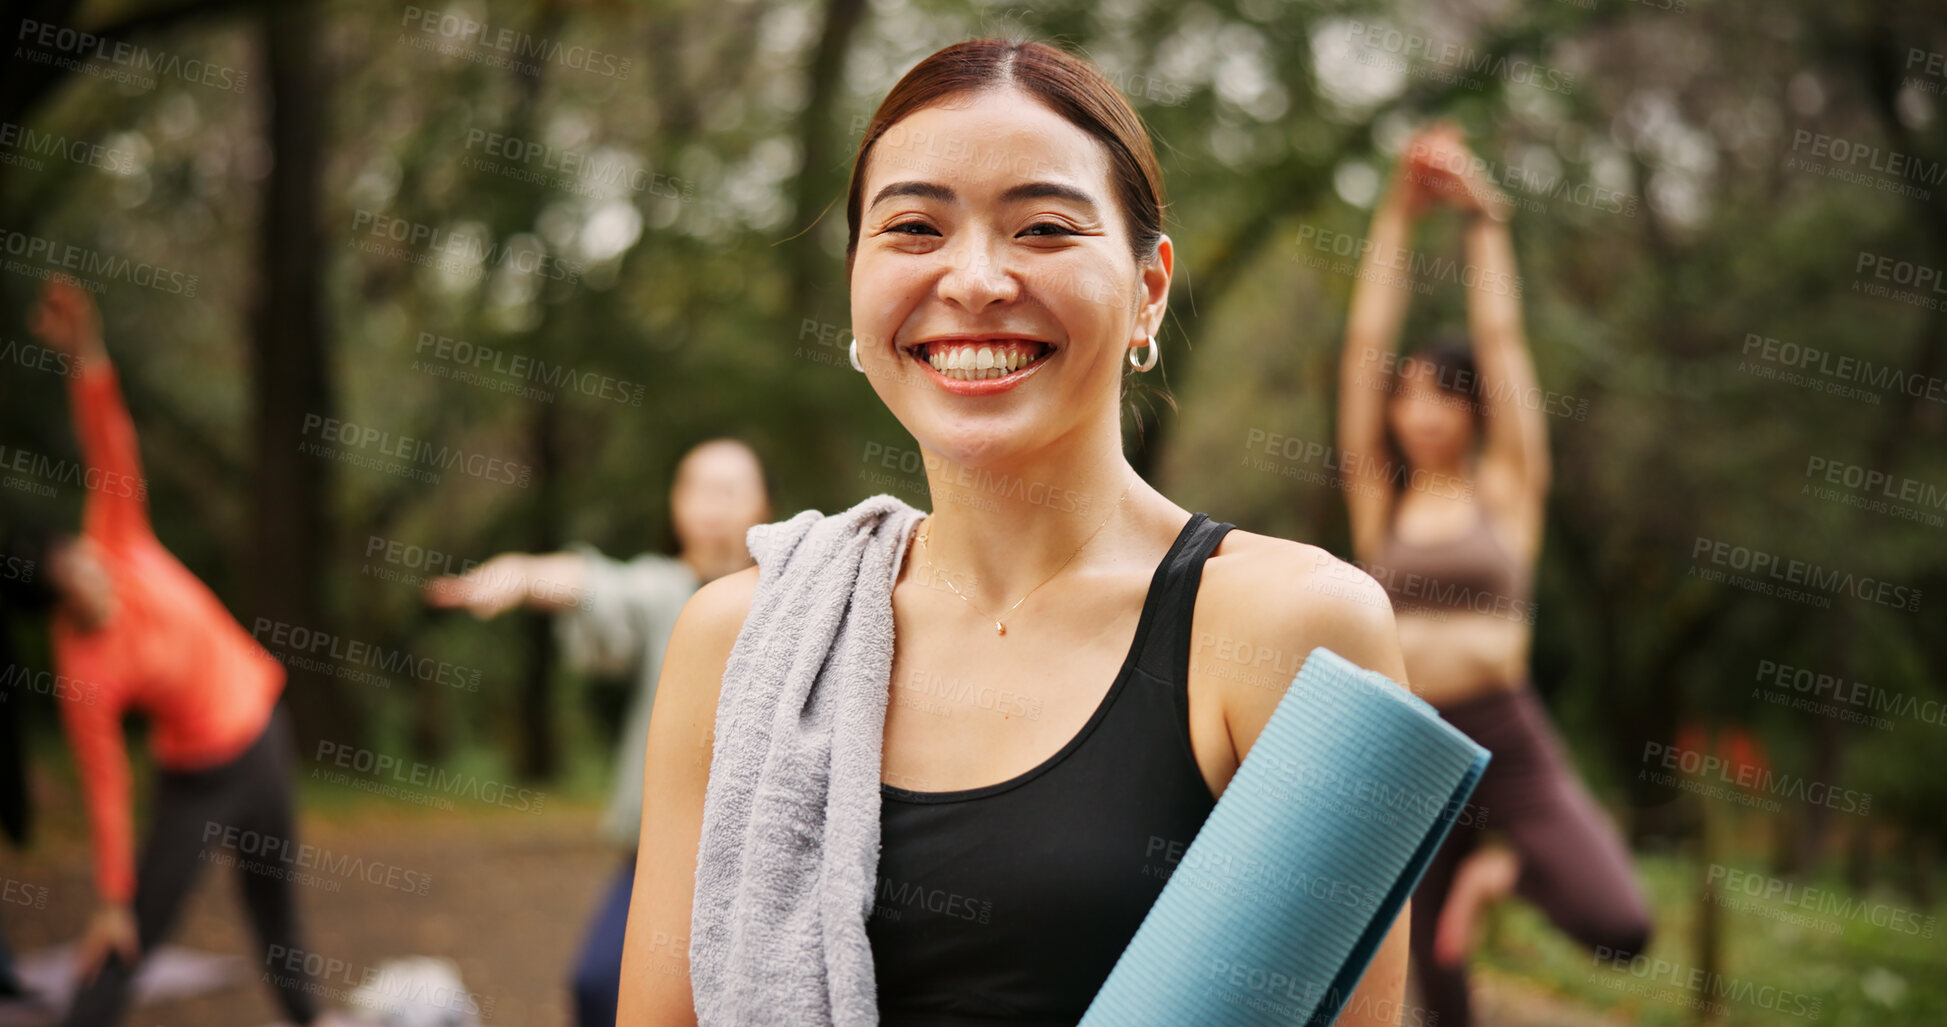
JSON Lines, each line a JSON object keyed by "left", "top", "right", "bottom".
{"left": 1129, "top": 334, "right": 1159, "bottom": 372}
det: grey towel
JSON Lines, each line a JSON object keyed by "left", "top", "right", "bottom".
{"left": 689, "top": 492, "right": 928, "bottom": 1026}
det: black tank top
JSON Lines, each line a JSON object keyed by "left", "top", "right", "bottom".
{"left": 868, "top": 512, "right": 1235, "bottom": 1026}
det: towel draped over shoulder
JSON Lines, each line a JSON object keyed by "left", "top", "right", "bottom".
{"left": 688, "top": 493, "right": 928, "bottom": 1026}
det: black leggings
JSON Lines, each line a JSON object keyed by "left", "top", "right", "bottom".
{"left": 63, "top": 705, "right": 316, "bottom": 1027}
{"left": 1409, "top": 685, "right": 1653, "bottom": 1027}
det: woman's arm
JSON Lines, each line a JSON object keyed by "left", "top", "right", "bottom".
{"left": 50, "top": 633, "right": 142, "bottom": 981}
{"left": 615, "top": 565, "right": 759, "bottom": 1025}
{"left": 1336, "top": 163, "right": 1429, "bottom": 562}
{"left": 30, "top": 279, "right": 151, "bottom": 552}
{"left": 1460, "top": 212, "right": 1550, "bottom": 553}
{"left": 1409, "top": 127, "right": 1550, "bottom": 555}
{"left": 423, "top": 551, "right": 590, "bottom": 619}
{"left": 1200, "top": 536, "right": 1413, "bottom": 1025}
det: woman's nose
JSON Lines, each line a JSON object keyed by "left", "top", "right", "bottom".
{"left": 935, "top": 233, "right": 1021, "bottom": 313}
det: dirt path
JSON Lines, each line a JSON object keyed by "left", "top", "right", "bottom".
{"left": 2, "top": 798, "right": 618, "bottom": 1027}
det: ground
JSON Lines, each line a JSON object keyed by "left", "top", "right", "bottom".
{"left": 11, "top": 768, "right": 1931, "bottom": 1026}
{"left": 1, "top": 788, "right": 620, "bottom": 1027}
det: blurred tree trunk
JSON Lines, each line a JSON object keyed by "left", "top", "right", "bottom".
{"left": 250, "top": 2, "right": 357, "bottom": 750}
{"left": 1785, "top": 613, "right": 1846, "bottom": 876}
{"left": 1845, "top": 819, "right": 1875, "bottom": 895}
{"left": 783, "top": 0, "right": 869, "bottom": 332}
{"left": 1913, "top": 835, "right": 1938, "bottom": 909}
{"left": 521, "top": 396, "right": 564, "bottom": 779}
{"left": 478, "top": 0, "right": 566, "bottom": 779}
{"left": 406, "top": 605, "right": 448, "bottom": 762}
{"left": 1696, "top": 790, "right": 1724, "bottom": 1023}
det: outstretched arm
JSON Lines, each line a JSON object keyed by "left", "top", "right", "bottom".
{"left": 1461, "top": 214, "right": 1550, "bottom": 543}
{"left": 52, "top": 635, "right": 142, "bottom": 981}
{"left": 1336, "top": 158, "right": 1430, "bottom": 561}
{"left": 422, "top": 550, "right": 591, "bottom": 619}
{"left": 31, "top": 279, "right": 151, "bottom": 551}
{"left": 1407, "top": 127, "right": 1550, "bottom": 553}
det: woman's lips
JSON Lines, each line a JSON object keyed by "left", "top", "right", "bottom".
{"left": 910, "top": 340, "right": 1053, "bottom": 396}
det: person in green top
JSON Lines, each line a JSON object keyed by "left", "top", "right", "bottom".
{"left": 424, "top": 437, "right": 769, "bottom": 1027}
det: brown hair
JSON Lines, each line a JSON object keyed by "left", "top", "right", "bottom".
{"left": 843, "top": 38, "right": 1167, "bottom": 276}
{"left": 1383, "top": 334, "right": 1485, "bottom": 502}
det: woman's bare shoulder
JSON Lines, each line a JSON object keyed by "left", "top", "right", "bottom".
{"left": 661, "top": 564, "right": 762, "bottom": 710}
{"left": 1194, "top": 529, "right": 1409, "bottom": 725}
{"left": 686, "top": 564, "right": 762, "bottom": 635}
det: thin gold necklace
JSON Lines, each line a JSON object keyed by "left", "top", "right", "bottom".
{"left": 915, "top": 476, "right": 1137, "bottom": 636}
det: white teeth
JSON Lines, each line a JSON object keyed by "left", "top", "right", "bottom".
{"left": 921, "top": 342, "right": 1047, "bottom": 380}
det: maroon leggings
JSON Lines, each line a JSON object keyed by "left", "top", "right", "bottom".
{"left": 1409, "top": 685, "right": 1652, "bottom": 1026}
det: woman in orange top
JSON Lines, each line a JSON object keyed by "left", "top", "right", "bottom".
{"left": 30, "top": 278, "right": 325, "bottom": 1027}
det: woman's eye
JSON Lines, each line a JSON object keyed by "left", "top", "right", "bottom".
{"left": 887, "top": 221, "right": 938, "bottom": 236}
{"left": 1022, "top": 221, "right": 1078, "bottom": 237}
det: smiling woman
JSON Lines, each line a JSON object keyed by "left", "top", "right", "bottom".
{"left": 616, "top": 37, "right": 1414, "bottom": 1027}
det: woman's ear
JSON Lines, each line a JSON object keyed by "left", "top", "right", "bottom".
{"left": 1137, "top": 234, "right": 1173, "bottom": 340}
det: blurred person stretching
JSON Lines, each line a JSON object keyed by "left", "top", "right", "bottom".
{"left": 28, "top": 277, "right": 335, "bottom": 1027}
{"left": 423, "top": 438, "right": 769, "bottom": 1027}
{"left": 1334, "top": 123, "right": 1654, "bottom": 1025}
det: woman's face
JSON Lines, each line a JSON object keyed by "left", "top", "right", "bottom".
{"left": 848, "top": 87, "right": 1170, "bottom": 468}
{"left": 670, "top": 442, "right": 769, "bottom": 553}
{"left": 1386, "top": 360, "right": 1476, "bottom": 470}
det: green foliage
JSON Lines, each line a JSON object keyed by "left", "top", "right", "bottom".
{"left": 2, "top": 0, "right": 1943, "bottom": 883}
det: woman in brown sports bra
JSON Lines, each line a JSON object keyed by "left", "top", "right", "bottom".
{"left": 1335, "top": 122, "right": 1653, "bottom": 1027}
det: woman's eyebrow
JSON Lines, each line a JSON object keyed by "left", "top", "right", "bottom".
{"left": 997, "top": 181, "right": 1099, "bottom": 213}
{"left": 869, "top": 181, "right": 954, "bottom": 209}
{"left": 867, "top": 180, "right": 1100, "bottom": 214}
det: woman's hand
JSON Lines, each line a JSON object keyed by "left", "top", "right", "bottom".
{"left": 29, "top": 276, "right": 106, "bottom": 363}
{"left": 74, "top": 901, "right": 140, "bottom": 983}
{"left": 423, "top": 552, "right": 541, "bottom": 619}
{"left": 424, "top": 551, "right": 588, "bottom": 617}
{"left": 1382, "top": 142, "right": 1443, "bottom": 220}
{"left": 1404, "top": 123, "right": 1513, "bottom": 222}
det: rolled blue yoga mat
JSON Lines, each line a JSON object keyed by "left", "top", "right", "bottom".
{"left": 1078, "top": 647, "right": 1490, "bottom": 1027}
